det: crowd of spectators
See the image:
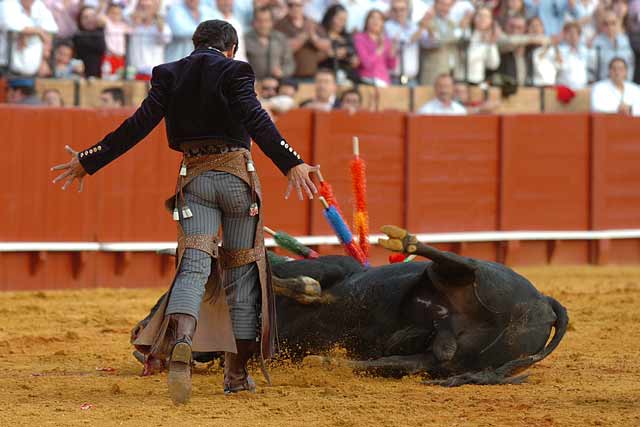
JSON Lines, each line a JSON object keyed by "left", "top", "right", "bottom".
{"left": 1, "top": 0, "right": 640, "bottom": 114}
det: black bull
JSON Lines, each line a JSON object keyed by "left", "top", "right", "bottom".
{"left": 133, "top": 243, "right": 568, "bottom": 386}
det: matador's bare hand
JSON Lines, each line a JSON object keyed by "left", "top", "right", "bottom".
{"left": 285, "top": 163, "right": 320, "bottom": 200}
{"left": 51, "top": 145, "right": 87, "bottom": 192}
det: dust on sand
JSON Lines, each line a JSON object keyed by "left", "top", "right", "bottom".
{"left": 0, "top": 266, "right": 639, "bottom": 426}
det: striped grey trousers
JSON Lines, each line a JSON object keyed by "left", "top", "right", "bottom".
{"left": 165, "top": 171, "right": 259, "bottom": 340}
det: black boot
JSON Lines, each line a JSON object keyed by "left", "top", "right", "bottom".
{"left": 223, "top": 340, "right": 257, "bottom": 394}
{"left": 167, "top": 314, "right": 197, "bottom": 404}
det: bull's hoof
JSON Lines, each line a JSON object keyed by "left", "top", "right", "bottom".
{"left": 273, "top": 276, "right": 325, "bottom": 304}
{"left": 300, "top": 276, "right": 322, "bottom": 296}
{"left": 167, "top": 341, "right": 192, "bottom": 404}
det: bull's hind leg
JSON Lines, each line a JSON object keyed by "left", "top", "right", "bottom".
{"left": 271, "top": 256, "right": 362, "bottom": 304}
{"left": 424, "top": 370, "right": 529, "bottom": 387}
{"left": 271, "top": 256, "right": 363, "bottom": 291}
{"left": 306, "top": 354, "right": 435, "bottom": 378}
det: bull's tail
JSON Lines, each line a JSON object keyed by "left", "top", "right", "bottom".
{"left": 426, "top": 296, "right": 569, "bottom": 387}
{"left": 493, "top": 296, "right": 568, "bottom": 378}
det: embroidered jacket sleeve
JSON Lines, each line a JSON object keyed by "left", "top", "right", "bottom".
{"left": 224, "top": 60, "right": 303, "bottom": 175}
{"left": 78, "top": 65, "right": 170, "bottom": 175}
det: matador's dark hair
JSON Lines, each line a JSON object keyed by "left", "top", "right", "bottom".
{"left": 192, "top": 20, "right": 239, "bottom": 55}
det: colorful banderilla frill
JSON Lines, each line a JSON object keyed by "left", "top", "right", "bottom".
{"left": 319, "top": 197, "right": 367, "bottom": 266}
{"left": 316, "top": 169, "right": 344, "bottom": 218}
{"left": 350, "top": 136, "right": 370, "bottom": 262}
{"left": 263, "top": 226, "right": 320, "bottom": 259}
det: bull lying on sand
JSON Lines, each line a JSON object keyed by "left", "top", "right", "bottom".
{"left": 132, "top": 226, "right": 568, "bottom": 386}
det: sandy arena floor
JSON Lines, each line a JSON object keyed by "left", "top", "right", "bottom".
{"left": 0, "top": 266, "right": 639, "bottom": 426}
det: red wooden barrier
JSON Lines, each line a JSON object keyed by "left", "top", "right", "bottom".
{"left": 2, "top": 108, "right": 640, "bottom": 291}
{"left": 406, "top": 115, "right": 500, "bottom": 261}
{"left": 500, "top": 114, "right": 591, "bottom": 265}
{"left": 591, "top": 114, "right": 640, "bottom": 264}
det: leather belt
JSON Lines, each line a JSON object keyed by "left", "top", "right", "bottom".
{"left": 180, "top": 140, "right": 244, "bottom": 157}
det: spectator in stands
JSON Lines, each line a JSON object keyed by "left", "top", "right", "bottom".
{"left": 215, "top": 0, "right": 247, "bottom": 61}
{"left": 419, "top": 0, "right": 460, "bottom": 85}
{"left": 417, "top": 73, "right": 467, "bottom": 115}
{"left": 6, "top": 78, "right": 41, "bottom": 104}
{"left": 612, "top": 0, "right": 629, "bottom": 24}
{"left": 592, "top": 10, "right": 635, "bottom": 81}
{"left": 99, "top": 86, "right": 125, "bottom": 108}
{"left": 591, "top": 57, "right": 640, "bottom": 115}
{"left": 497, "top": 15, "right": 544, "bottom": 87}
{"left": 128, "top": 0, "right": 172, "bottom": 79}
{"left": 51, "top": 40, "right": 84, "bottom": 78}
{"left": 100, "top": 2, "right": 130, "bottom": 79}
{"left": 453, "top": 80, "right": 500, "bottom": 113}
{"left": 385, "top": 0, "right": 427, "bottom": 86}
{"left": 304, "top": 0, "right": 333, "bottom": 23}
{"left": 73, "top": 6, "right": 106, "bottom": 78}
{"left": 528, "top": 16, "right": 560, "bottom": 86}
{"left": 275, "top": 0, "right": 331, "bottom": 80}
{"left": 278, "top": 76, "right": 298, "bottom": 97}
{"left": 257, "top": 75, "right": 279, "bottom": 99}
{"left": 42, "top": 87, "right": 64, "bottom": 106}
{"left": 523, "top": 0, "right": 577, "bottom": 36}
{"left": 337, "top": 88, "right": 362, "bottom": 112}
{"left": 258, "top": 75, "right": 296, "bottom": 113}
{"left": 165, "top": 0, "right": 219, "bottom": 62}
{"left": 43, "top": 0, "right": 80, "bottom": 38}
{"left": 37, "top": 36, "right": 53, "bottom": 77}
{"left": 338, "top": 0, "right": 390, "bottom": 34}
{"left": 300, "top": 68, "right": 337, "bottom": 110}
{"left": 245, "top": 7, "right": 295, "bottom": 79}
{"left": 459, "top": 7, "right": 500, "bottom": 84}
{"left": 574, "top": 0, "right": 601, "bottom": 51}
{"left": 557, "top": 21, "right": 588, "bottom": 89}
{"left": 319, "top": 4, "right": 359, "bottom": 85}
{"left": 0, "top": 0, "right": 58, "bottom": 76}
{"left": 354, "top": 9, "right": 398, "bottom": 87}
{"left": 497, "top": 0, "right": 527, "bottom": 28}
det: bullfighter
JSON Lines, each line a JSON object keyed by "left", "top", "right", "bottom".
{"left": 51, "top": 19, "right": 318, "bottom": 404}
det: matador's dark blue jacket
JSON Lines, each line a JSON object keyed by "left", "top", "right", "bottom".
{"left": 78, "top": 47, "right": 303, "bottom": 176}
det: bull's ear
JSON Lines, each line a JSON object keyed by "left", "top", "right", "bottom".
{"left": 419, "top": 244, "right": 476, "bottom": 287}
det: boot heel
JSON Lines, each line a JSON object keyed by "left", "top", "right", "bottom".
{"left": 168, "top": 342, "right": 192, "bottom": 405}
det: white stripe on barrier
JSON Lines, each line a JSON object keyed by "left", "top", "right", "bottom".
{"left": 1, "top": 229, "right": 640, "bottom": 252}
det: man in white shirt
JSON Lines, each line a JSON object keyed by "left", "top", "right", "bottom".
{"left": 417, "top": 73, "right": 467, "bottom": 115}
{"left": 165, "top": 0, "right": 220, "bottom": 62}
{"left": 419, "top": 0, "right": 462, "bottom": 85}
{"left": 591, "top": 11, "right": 635, "bottom": 81}
{"left": 385, "top": 0, "right": 428, "bottom": 85}
{"left": 557, "top": 21, "right": 588, "bottom": 89}
{"left": 591, "top": 57, "right": 640, "bottom": 116}
{"left": 216, "top": 0, "right": 247, "bottom": 61}
{"left": 301, "top": 68, "right": 337, "bottom": 111}
{"left": 0, "top": 0, "right": 58, "bottom": 76}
